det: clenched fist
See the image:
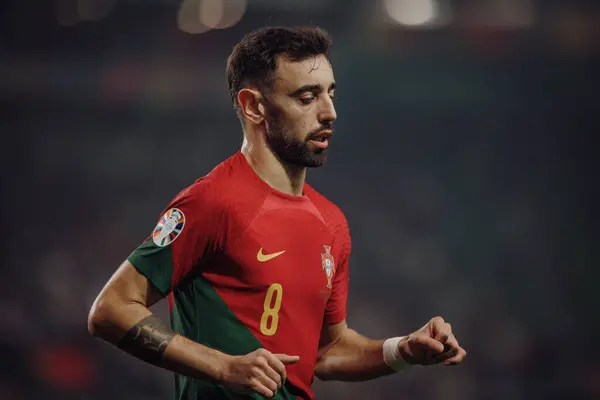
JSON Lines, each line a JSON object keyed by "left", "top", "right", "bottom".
{"left": 221, "top": 348, "right": 299, "bottom": 398}
{"left": 399, "top": 316, "right": 467, "bottom": 366}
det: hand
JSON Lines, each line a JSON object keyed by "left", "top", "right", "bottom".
{"left": 398, "top": 316, "right": 467, "bottom": 366}
{"left": 221, "top": 348, "right": 300, "bottom": 398}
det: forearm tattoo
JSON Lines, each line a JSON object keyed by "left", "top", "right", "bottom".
{"left": 118, "top": 315, "right": 175, "bottom": 365}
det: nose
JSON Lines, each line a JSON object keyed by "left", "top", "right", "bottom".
{"left": 318, "top": 95, "right": 337, "bottom": 124}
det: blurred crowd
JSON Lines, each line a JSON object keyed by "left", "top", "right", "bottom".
{"left": 2, "top": 1, "right": 599, "bottom": 399}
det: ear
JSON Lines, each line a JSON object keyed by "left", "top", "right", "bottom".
{"left": 238, "top": 88, "right": 265, "bottom": 124}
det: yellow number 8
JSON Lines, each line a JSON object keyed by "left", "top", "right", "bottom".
{"left": 260, "top": 283, "right": 283, "bottom": 336}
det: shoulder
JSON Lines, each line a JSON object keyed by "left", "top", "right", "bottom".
{"left": 177, "top": 152, "right": 254, "bottom": 208}
{"left": 172, "top": 153, "right": 266, "bottom": 234}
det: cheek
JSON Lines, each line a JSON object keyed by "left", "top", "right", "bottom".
{"left": 282, "top": 115, "right": 309, "bottom": 137}
{"left": 277, "top": 105, "right": 312, "bottom": 138}
{"left": 298, "top": 118, "right": 312, "bottom": 135}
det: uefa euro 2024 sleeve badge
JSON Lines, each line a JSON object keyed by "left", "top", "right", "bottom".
{"left": 152, "top": 208, "right": 186, "bottom": 247}
{"left": 321, "top": 245, "right": 336, "bottom": 289}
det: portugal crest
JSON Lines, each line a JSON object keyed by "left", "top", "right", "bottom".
{"left": 152, "top": 208, "right": 185, "bottom": 247}
{"left": 321, "top": 245, "right": 336, "bottom": 289}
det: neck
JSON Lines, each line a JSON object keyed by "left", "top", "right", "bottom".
{"left": 241, "top": 136, "right": 306, "bottom": 197}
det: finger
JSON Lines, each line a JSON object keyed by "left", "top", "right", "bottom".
{"left": 434, "top": 331, "right": 449, "bottom": 345}
{"left": 251, "top": 378, "right": 275, "bottom": 398}
{"left": 435, "top": 347, "right": 457, "bottom": 361}
{"left": 436, "top": 333, "right": 460, "bottom": 357}
{"left": 275, "top": 353, "right": 300, "bottom": 365}
{"left": 253, "top": 368, "right": 279, "bottom": 394}
{"left": 262, "top": 365, "right": 282, "bottom": 389}
{"left": 412, "top": 334, "right": 444, "bottom": 353}
{"left": 428, "top": 317, "right": 445, "bottom": 335}
{"left": 266, "top": 353, "right": 287, "bottom": 385}
{"left": 433, "top": 322, "right": 452, "bottom": 344}
{"left": 445, "top": 334, "right": 460, "bottom": 353}
{"left": 444, "top": 348, "right": 467, "bottom": 366}
{"left": 435, "top": 348, "right": 457, "bottom": 362}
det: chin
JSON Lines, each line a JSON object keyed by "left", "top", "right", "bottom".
{"left": 303, "top": 151, "right": 328, "bottom": 168}
{"left": 274, "top": 144, "right": 328, "bottom": 168}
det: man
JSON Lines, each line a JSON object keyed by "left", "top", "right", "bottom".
{"left": 88, "top": 26, "right": 466, "bottom": 399}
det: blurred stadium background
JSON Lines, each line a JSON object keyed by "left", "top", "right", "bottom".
{"left": 2, "top": 0, "right": 599, "bottom": 399}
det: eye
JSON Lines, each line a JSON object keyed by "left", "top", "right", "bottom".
{"left": 329, "top": 92, "right": 336, "bottom": 101}
{"left": 299, "top": 96, "right": 315, "bottom": 105}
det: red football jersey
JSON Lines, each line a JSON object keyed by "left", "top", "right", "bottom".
{"left": 128, "top": 151, "right": 351, "bottom": 400}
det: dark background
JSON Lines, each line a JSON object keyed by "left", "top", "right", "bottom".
{"left": 2, "top": 0, "right": 599, "bottom": 399}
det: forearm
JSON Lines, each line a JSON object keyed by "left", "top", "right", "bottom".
{"left": 314, "top": 328, "right": 395, "bottom": 381}
{"left": 88, "top": 296, "right": 228, "bottom": 382}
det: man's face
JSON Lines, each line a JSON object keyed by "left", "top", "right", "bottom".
{"left": 262, "top": 54, "right": 337, "bottom": 168}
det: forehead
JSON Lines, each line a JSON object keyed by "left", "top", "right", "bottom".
{"left": 273, "top": 54, "right": 335, "bottom": 91}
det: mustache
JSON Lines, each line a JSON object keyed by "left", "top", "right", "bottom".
{"left": 307, "top": 123, "right": 334, "bottom": 139}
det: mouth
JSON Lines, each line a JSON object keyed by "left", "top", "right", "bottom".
{"left": 308, "top": 130, "right": 333, "bottom": 149}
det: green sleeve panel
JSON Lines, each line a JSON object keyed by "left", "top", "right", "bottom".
{"left": 127, "top": 239, "right": 174, "bottom": 296}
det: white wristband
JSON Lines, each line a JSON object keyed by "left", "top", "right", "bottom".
{"left": 382, "top": 336, "right": 410, "bottom": 371}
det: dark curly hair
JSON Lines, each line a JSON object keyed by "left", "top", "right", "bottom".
{"left": 226, "top": 26, "right": 332, "bottom": 116}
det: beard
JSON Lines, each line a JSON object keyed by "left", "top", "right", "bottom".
{"left": 264, "top": 106, "right": 330, "bottom": 168}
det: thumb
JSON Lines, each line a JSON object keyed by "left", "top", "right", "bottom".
{"left": 412, "top": 335, "right": 445, "bottom": 354}
{"left": 275, "top": 354, "right": 300, "bottom": 365}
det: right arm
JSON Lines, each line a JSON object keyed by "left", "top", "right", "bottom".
{"left": 88, "top": 260, "right": 298, "bottom": 398}
{"left": 87, "top": 259, "right": 229, "bottom": 382}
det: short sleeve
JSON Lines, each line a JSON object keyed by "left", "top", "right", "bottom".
{"left": 127, "top": 180, "right": 226, "bottom": 295}
{"left": 323, "top": 221, "right": 351, "bottom": 325}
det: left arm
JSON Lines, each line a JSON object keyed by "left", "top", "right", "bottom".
{"left": 314, "top": 320, "right": 391, "bottom": 381}
{"left": 314, "top": 317, "right": 467, "bottom": 382}
{"left": 316, "top": 220, "right": 466, "bottom": 381}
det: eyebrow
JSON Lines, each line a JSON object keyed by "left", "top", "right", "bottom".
{"left": 288, "top": 82, "right": 336, "bottom": 97}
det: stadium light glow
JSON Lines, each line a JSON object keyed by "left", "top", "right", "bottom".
{"left": 199, "top": 0, "right": 224, "bottom": 29}
{"left": 177, "top": 0, "right": 211, "bottom": 34}
{"left": 212, "top": 0, "right": 247, "bottom": 30}
{"left": 383, "top": 0, "right": 439, "bottom": 27}
{"left": 178, "top": 0, "right": 247, "bottom": 34}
